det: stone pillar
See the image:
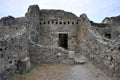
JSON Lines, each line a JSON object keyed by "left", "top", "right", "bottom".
{"left": 17, "top": 57, "right": 31, "bottom": 73}
{"left": 25, "top": 5, "right": 40, "bottom": 44}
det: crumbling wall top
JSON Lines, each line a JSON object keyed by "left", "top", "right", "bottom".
{"left": 27, "top": 5, "right": 40, "bottom": 13}
{"left": 102, "top": 15, "right": 120, "bottom": 25}
{"left": 25, "top": 5, "right": 40, "bottom": 20}
{"left": 90, "top": 21, "right": 110, "bottom": 28}
{"left": 40, "top": 9, "right": 78, "bottom": 20}
{"left": 0, "top": 16, "right": 16, "bottom": 26}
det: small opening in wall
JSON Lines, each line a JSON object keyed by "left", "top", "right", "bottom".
{"left": 48, "top": 21, "right": 50, "bottom": 24}
{"left": 68, "top": 21, "right": 70, "bottom": 24}
{"left": 9, "top": 61, "right": 12, "bottom": 64}
{"left": 72, "top": 22, "right": 74, "bottom": 24}
{"left": 64, "top": 22, "right": 66, "bottom": 25}
{"left": 111, "top": 49, "right": 113, "bottom": 51}
{"left": 59, "top": 22, "right": 62, "bottom": 25}
{"left": 43, "top": 22, "right": 46, "bottom": 24}
{"left": 118, "top": 47, "right": 120, "bottom": 51}
{"left": 0, "top": 48, "right": 2, "bottom": 51}
{"left": 39, "top": 22, "right": 41, "bottom": 25}
{"left": 56, "top": 22, "right": 58, "bottom": 24}
{"left": 76, "top": 22, "right": 78, "bottom": 24}
{"left": 104, "top": 33, "right": 111, "bottom": 39}
{"left": 52, "top": 21, "right": 54, "bottom": 24}
{"left": 16, "top": 27, "right": 18, "bottom": 29}
{"left": 8, "top": 57, "right": 10, "bottom": 59}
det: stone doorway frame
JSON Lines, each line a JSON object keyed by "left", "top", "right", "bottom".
{"left": 58, "top": 33, "right": 68, "bottom": 49}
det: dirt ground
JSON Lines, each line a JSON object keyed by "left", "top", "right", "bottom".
{"left": 8, "top": 64, "right": 71, "bottom": 80}
{"left": 8, "top": 63, "right": 113, "bottom": 80}
{"left": 62, "top": 63, "right": 113, "bottom": 80}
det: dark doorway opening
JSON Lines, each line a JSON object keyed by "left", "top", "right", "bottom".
{"left": 105, "top": 33, "right": 111, "bottom": 39}
{"left": 59, "top": 34, "right": 68, "bottom": 49}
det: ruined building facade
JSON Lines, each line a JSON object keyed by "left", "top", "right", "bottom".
{"left": 0, "top": 5, "right": 120, "bottom": 80}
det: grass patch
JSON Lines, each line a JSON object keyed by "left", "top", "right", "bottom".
{"left": 8, "top": 64, "right": 70, "bottom": 80}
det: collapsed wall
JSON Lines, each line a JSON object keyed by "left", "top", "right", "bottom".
{"left": 0, "top": 16, "right": 31, "bottom": 80}
{"left": 29, "top": 42, "right": 69, "bottom": 64}
{"left": 103, "top": 15, "right": 120, "bottom": 32}
{"left": 0, "top": 27, "right": 30, "bottom": 80}
{"left": 79, "top": 14, "right": 120, "bottom": 80}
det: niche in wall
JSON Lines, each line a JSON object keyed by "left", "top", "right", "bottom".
{"left": 104, "top": 33, "right": 111, "bottom": 39}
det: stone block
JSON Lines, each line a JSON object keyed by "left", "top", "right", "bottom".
{"left": 17, "top": 57, "right": 31, "bottom": 73}
{"left": 68, "top": 51, "right": 75, "bottom": 59}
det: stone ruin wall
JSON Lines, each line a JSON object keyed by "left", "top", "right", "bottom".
{"left": 26, "top": 5, "right": 120, "bottom": 80}
{"left": 25, "top": 5, "right": 70, "bottom": 64}
{"left": 103, "top": 16, "right": 120, "bottom": 32}
{"left": 29, "top": 42, "right": 69, "bottom": 64}
{"left": 79, "top": 14, "right": 120, "bottom": 80}
{"left": 90, "top": 21, "right": 120, "bottom": 40}
{"left": 0, "top": 4, "right": 120, "bottom": 80}
{"left": 38, "top": 9, "right": 80, "bottom": 51}
{"left": 0, "top": 5, "right": 73, "bottom": 80}
{"left": 0, "top": 17, "right": 29, "bottom": 79}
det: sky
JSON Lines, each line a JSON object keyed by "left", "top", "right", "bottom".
{"left": 0, "top": 0, "right": 120, "bottom": 22}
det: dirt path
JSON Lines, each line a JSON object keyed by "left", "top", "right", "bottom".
{"left": 62, "top": 62, "right": 112, "bottom": 80}
{"left": 8, "top": 64, "right": 70, "bottom": 80}
{"left": 8, "top": 62, "right": 112, "bottom": 80}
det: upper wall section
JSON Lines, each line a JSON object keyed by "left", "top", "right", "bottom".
{"left": 25, "top": 5, "right": 81, "bottom": 50}
{"left": 40, "top": 9, "right": 79, "bottom": 20}
{"left": 102, "top": 15, "right": 120, "bottom": 31}
{"left": 0, "top": 16, "right": 27, "bottom": 37}
{"left": 25, "top": 5, "right": 40, "bottom": 21}
{"left": 90, "top": 19, "right": 120, "bottom": 40}
{"left": 0, "top": 16, "right": 16, "bottom": 27}
{"left": 39, "top": 9, "right": 80, "bottom": 27}
{"left": 25, "top": 5, "right": 80, "bottom": 24}
{"left": 39, "top": 9, "right": 80, "bottom": 33}
{"left": 102, "top": 15, "right": 120, "bottom": 25}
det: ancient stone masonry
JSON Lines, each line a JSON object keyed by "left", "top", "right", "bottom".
{"left": 78, "top": 14, "right": 120, "bottom": 80}
{"left": 0, "top": 4, "right": 120, "bottom": 80}
{"left": 0, "top": 16, "right": 16, "bottom": 26}
{"left": 0, "top": 26, "right": 30, "bottom": 80}
{"left": 29, "top": 43, "right": 69, "bottom": 64}
{"left": 37, "top": 9, "right": 80, "bottom": 51}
